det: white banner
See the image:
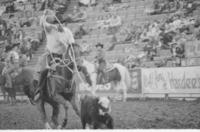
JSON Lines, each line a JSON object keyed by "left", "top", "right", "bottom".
{"left": 141, "top": 67, "right": 200, "bottom": 94}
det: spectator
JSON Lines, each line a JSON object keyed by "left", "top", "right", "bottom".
{"left": 66, "top": 6, "right": 87, "bottom": 23}
{"left": 4, "top": 2, "right": 16, "bottom": 13}
{"left": 74, "top": 24, "right": 88, "bottom": 39}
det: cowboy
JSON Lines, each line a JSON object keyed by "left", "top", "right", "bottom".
{"left": 95, "top": 43, "right": 106, "bottom": 63}
{"left": 2, "top": 43, "right": 20, "bottom": 89}
{"left": 95, "top": 43, "right": 112, "bottom": 71}
{"left": 34, "top": 9, "right": 75, "bottom": 101}
{"left": 37, "top": 9, "right": 75, "bottom": 72}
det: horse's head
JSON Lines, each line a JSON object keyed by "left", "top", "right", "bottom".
{"left": 15, "top": 68, "right": 39, "bottom": 105}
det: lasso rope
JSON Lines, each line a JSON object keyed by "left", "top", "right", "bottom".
{"left": 41, "top": 12, "right": 85, "bottom": 84}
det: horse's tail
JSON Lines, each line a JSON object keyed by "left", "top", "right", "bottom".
{"left": 124, "top": 67, "right": 131, "bottom": 89}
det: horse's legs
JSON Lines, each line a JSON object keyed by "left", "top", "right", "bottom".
{"left": 91, "top": 74, "right": 97, "bottom": 96}
{"left": 53, "top": 94, "right": 69, "bottom": 129}
{"left": 70, "top": 93, "right": 81, "bottom": 118}
{"left": 11, "top": 89, "right": 16, "bottom": 105}
{"left": 1, "top": 86, "right": 6, "bottom": 101}
{"left": 121, "top": 81, "right": 127, "bottom": 102}
{"left": 51, "top": 103, "right": 60, "bottom": 128}
{"left": 36, "top": 100, "right": 51, "bottom": 129}
{"left": 6, "top": 93, "right": 10, "bottom": 103}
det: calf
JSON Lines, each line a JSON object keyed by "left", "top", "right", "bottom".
{"left": 80, "top": 95, "right": 114, "bottom": 129}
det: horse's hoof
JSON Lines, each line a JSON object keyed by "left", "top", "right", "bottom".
{"left": 57, "top": 125, "right": 62, "bottom": 129}
{"left": 45, "top": 122, "right": 52, "bottom": 129}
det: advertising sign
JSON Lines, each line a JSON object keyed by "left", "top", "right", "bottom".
{"left": 142, "top": 67, "right": 200, "bottom": 94}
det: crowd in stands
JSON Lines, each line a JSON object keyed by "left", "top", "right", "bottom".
{"left": 0, "top": 0, "right": 91, "bottom": 65}
{"left": 1, "top": 0, "right": 199, "bottom": 69}
{"left": 122, "top": 12, "right": 200, "bottom": 68}
{"left": 0, "top": 0, "right": 49, "bottom": 65}
{"left": 147, "top": 0, "right": 200, "bottom": 16}
{"left": 0, "top": 15, "right": 42, "bottom": 65}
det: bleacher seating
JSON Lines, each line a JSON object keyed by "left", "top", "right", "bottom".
{"left": 1, "top": 0, "right": 198, "bottom": 69}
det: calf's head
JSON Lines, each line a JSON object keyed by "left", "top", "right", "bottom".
{"left": 98, "top": 97, "right": 111, "bottom": 115}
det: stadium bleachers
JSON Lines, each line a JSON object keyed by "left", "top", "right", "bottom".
{"left": 1, "top": 0, "right": 199, "bottom": 69}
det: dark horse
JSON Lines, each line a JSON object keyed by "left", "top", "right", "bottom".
{"left": 0, "top": 66, "right": 72, "bottom": 128}
{"left": 29, "top": 43, "right": 92, "bottom": 129}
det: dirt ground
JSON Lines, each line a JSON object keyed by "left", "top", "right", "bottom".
{"left": 0, "top": 99, "right": 200, "bottom": 129}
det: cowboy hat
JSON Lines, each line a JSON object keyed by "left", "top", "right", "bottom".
{"left": 95, "top": 43, "right": 104, "bottom": 48}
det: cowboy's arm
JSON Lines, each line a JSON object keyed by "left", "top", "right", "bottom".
{"left": 40, "top": 16, "right": 57, "bottom": 33}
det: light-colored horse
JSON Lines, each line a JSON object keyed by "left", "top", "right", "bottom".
{"left": 80, "top": 59, "right": 131, "bottom": 101}
{"left": 98, "top": 60, "right": 131, "bottom": 102}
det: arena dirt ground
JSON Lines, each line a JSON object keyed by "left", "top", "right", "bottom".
{"left": 0, "top": 99, "right": 200, "bottom": 129}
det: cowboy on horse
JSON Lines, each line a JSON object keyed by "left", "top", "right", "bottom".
{"left": 34, "top": 9, "right": 76, "bottom": 101}
{"left": 95, "top": 43, "right": 106, "bottom": 64}
{"left": 34, "top": 9, "right": 92, "bottom": 102}
{"left": 94, "top": 43, "right": 113, "bottom": 74}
